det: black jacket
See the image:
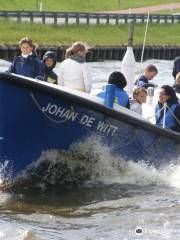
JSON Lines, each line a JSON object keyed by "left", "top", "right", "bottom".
{"left": 43, "top": 51, "right": 58, "bottom": 84}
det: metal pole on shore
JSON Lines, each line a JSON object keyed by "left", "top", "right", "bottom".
{"left": 118, "top": 0, "right": 121, "bottom": 8}
{"left": 121, "top": 21, "right": 136, "bottom": 96}
{"left": 39, "top": 0, "right": 43, "bottom": 12}
{"left": 36, "top": 0, "right": 39, "bottom": 11}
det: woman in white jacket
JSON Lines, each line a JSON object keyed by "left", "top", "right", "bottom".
{"left": 58, "top": 42, "right": 92, "bottom": 93}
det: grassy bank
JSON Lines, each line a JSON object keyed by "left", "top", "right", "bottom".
{"left": 0, "top": 0, "right": 179, "bottom": 12}
{"left": 0, "top": 20, "right": 179, "bottom": 46}
{"left": 153, "top": 9, "right": 180, "bottom": 14}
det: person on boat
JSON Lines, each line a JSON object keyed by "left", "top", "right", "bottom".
{"left": 97, "top": 71, "right": 130, "bottom": 109}
{"left": 135, "top": 64, "right": 158, "bottom": 89}
{"left": 155, "top": 85, "right": 180, "bottom": 132}
{"left": 58, "top": 41, "right": 92, "bottom": 93}
{"left": 130, "top": 87, "right": 147, "bottom": 115}
{"left": 173, "top": 72, "right": 180, "bottom": 95}
{"left": 43, "top": 51, "right": 57, "bottom": 84}
{"left": 172, "top": 56, "right": 180, "bottom": 79}
{"left": 8, "top": 37, "right": 45, "bottom": 79}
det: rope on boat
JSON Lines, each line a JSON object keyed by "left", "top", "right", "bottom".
{"left": 162, "top": 102, "right": 167, "bottom": 128}
{"left": 136, "top": 11, "right": 150, "bottom": 84}
{"left": 29, "top": 91, "right": 69, "bottom": 123}
{"left": 140, "top": 11, "right": 150, "bottom": 63}
{"left": 147, "top": 105, "right": 165, "bottom": 120}
{"left": 147, "top": 103, "right": 180, "bottom": 127}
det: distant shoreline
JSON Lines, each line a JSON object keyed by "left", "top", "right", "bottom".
{"left": 0, "top": 45, "right": 179, "bottom": 62}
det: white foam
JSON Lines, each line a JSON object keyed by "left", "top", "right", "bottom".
{"left": 0, "top": 226, "right": 40, "bottom": 240}
{"left": 15, "top": 136, "right": 180, "bottom": 189}
{"left": 67, "top": 137, "right": 180, "bottom": 188}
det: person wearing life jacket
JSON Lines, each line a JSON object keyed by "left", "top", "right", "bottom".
{"left": 155, "top": 85, "right": 180, "bottom": 132}
{"left": 58, "top": 41, "right": 92, "bottom": 93}
{"left": 42, "top": 51, "right": 58, "bottom": 84}
{"left": 8, "top": 37, "right": 45, "bottom": 80}
{"left": 97, "top": 71, "right": 130, "bottom": 108}
{"left": 172, "top": 56, "right": 180, "bottom": 80}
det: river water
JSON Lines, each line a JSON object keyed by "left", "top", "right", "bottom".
{"left": 0, "top": 59, "right": 180, "bottom": 240}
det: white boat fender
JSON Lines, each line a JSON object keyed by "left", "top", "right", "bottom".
{"left": 104, "top": 84, "right": 115, "bottom": 108}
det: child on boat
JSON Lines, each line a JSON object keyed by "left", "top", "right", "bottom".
{"left": 8, "top": 37, "right": 45, "bottom": 79}
{"left": 97, "top": 71, "right": 130, "bottom": 108}
{"left": 135, "top": 64, "right": 158, "bottom": 89}
{"left": 43, "top": 51, "right": 57, "bottom": 84}
{"left": 130, "top": 87, "right": 147, "bottom": 115}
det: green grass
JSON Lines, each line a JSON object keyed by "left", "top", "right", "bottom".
{"left": 0, "top": 0, "right": 179, "bottom": 12}
{"left": 0, "top": 20, "right": 179, "bottom": 46}
{"left": 152, "top": 9, "right": 180, "bottom": 14}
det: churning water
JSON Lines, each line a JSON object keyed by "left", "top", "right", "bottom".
{"left": 0, "top": 59, "right": 180, "bottom": 240}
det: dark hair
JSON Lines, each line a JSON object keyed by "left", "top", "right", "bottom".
{"left": 108, "top": 71, "right": 127, "bottom": 89}
{"left": 145, "top": 64, "right": 158, "bottom": 74}
{"left": 161, "top": 85, "right": 178, "bottom": 103}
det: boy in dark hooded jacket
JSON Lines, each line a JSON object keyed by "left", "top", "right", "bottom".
{"left": 43, "top": 51, "right": 58, "bottom": 84}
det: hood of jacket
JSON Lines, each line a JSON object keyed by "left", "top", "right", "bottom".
{"left": 43, "top": 51, "right": 57, "bottom": 70}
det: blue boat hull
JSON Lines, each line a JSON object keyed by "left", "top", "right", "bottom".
{"left": 0, "top": 73, "right": 180, "bottom": 179}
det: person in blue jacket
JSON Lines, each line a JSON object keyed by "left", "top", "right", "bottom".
{"left": 135, "top": 64, "right": 158, "bottom": 89}
{"left": 97, "top": 71, "right": 130, "bottom": 108}
{"left": 42, "top": 51, "right": 57, "bottom": 84}
{"left": 155, "top": 85, "right": 180, "bottom": 132}
{"left": 172, "top": 56, "right": 180, "bottom": 79}
{"left": 8, "top": 37, "right": 45, "bottom": 80}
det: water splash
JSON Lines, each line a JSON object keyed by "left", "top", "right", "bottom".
{"left": 0, "top": 161, "right": 10, "bottom": 178}
{"left": 1, "top": 136, "right": 180, "bottom": 191}
{"left": 0, "top": 227, "right": 40, "bottom": 240}
{"left": 70, "top": 137, "right": 180, "bottom": 188}
{"left": 166, "top": 165, "right": 180, "bottom": 188}
{"left": 0, "top": 160, "right": 12, "bottom": 191}
{"left": 23, "top": 230, "right": 41, "bottom": 240}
